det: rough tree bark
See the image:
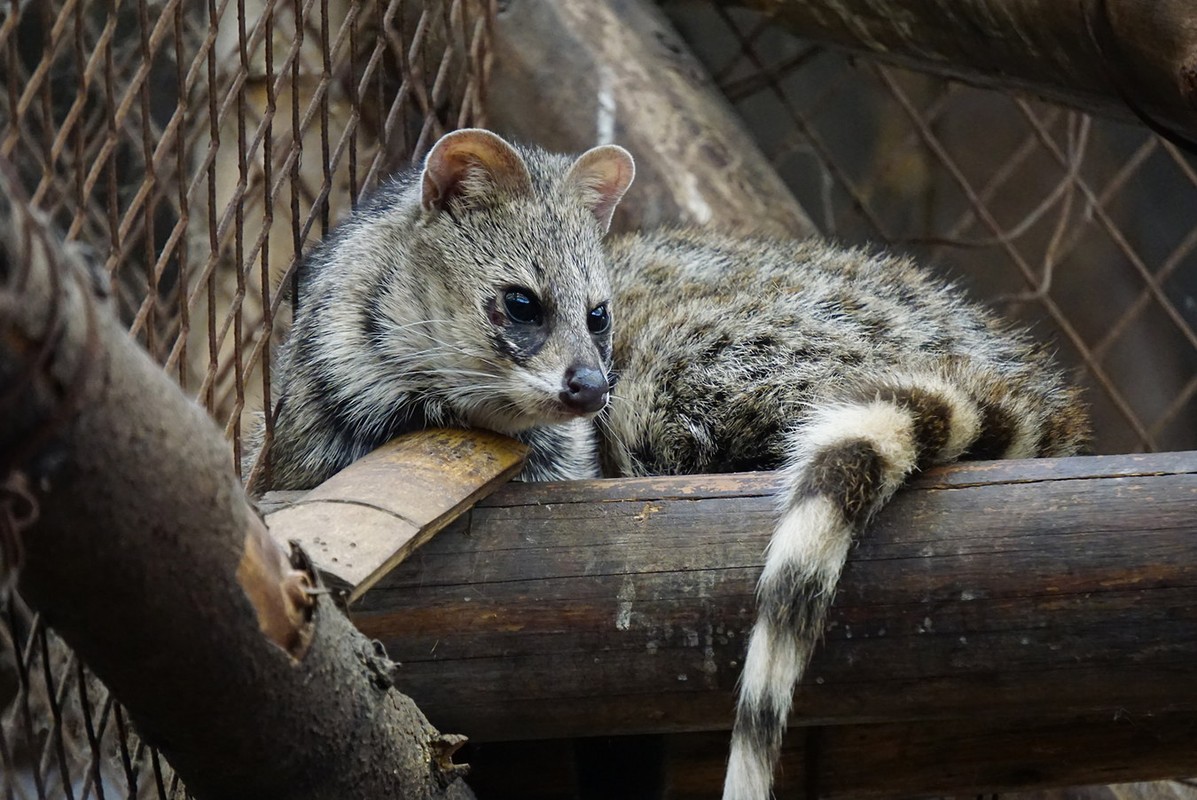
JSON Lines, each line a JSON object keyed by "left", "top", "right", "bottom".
{"left": 720, "top": 0, "right": 1197, "bottom": 138}
{"left": 485, "top": 0, "right": 817, "bottom": 237}
{"left": 0, "top": 182, "right": 474, "bottom": 798}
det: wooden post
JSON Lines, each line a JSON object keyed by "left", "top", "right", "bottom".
{"left": 485, "top": 0, "right": 817, "bottom": 237}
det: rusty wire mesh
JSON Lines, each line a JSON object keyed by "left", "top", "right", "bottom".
{"left": 0, "top": 0, "right": 490, "bottom": 795}
{"left": 666, "top": 2, "right": 1197, "bottom": 457}
{"left": 2, "top": 0, "right": 1196, "bottom": 797}
{"left": 1, "top": 600, "right": 187, "bottom": 800}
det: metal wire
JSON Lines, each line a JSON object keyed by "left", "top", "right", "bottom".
{"left": 672, "top": 2, "right": 1197, "bottom": 456}
{"left": 0, "top": 0, "right": 490, "bottom": 795}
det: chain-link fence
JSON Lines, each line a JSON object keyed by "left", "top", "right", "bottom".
{"left": 0, "top": 0, "right": 489, "bottom": 795}
{"left": 3, "top": 0, "right": 1196, "bottom": 797}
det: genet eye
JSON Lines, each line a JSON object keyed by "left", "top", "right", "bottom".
{"left": 587, "top": 303, "right": 611, "bottom": 335}
{"left": 503, "top": 287, "right": 543, "bottom": 325}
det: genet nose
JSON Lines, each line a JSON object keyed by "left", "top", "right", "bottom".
{"left": 560, "top": 364, "right": 609, "bottom": 414}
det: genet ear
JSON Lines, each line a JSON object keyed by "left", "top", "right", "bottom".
{"left": 421, "top": 128, "right": 534, "bottom": 213}
{"left": 564, "top": 145, "right": 635, "bottom": 233}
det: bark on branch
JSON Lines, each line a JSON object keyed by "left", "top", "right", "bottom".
{"left": 721, "top": 0, "right": 1197, "bottom": 138}
{"left": 0, "top": 185, "right": 473, "bottom": 799}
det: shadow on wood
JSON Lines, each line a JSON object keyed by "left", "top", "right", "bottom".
{"left": 463, "top": 714, "right": 1197, "bottom": 799}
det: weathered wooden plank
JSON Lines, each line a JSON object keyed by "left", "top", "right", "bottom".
{"left": 265, "top": 428, "right": 526, "bottom": 602}
{"left": 351, "top": 452, "right": 1197, "bottom": 744}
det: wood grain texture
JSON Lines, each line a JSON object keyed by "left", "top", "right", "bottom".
{"left": 350, "top": 452, "right": 1197, "bottom": 746}
{"left": 265, "top": 429, "right": 526, "bottom": 602}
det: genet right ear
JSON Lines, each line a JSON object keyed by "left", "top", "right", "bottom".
{"left": 421, "top": 129, "right": 534, "bottom": 213}
{"left": 564, "top": 145, "right": 635, "bottom": 233}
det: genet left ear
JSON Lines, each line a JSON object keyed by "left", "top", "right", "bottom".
{"left": 421, "top": 128, "right": 534, "bottom": 213}
{"left": 564, "top": 145, "right": 636, "bottom": 233}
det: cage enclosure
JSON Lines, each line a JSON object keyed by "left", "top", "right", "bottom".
{"left": 1, "top": 1, "right": 1195, "bottom": 799}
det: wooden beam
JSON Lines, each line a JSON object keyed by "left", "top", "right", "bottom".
{"left": 717, "top": 0, "right": 1197, "bottom": 138}
{"left": 346, "top": 451, "right": 1197, "bottom": 749}
{"left": 485, "top": 0, "right": 817, "bottom": 238}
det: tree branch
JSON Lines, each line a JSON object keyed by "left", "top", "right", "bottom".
{"left": 720, "top": 0, "right": 1197, "bottom": 140}
{"left": 0, "top": 179, "right": 474, "bottom": 799}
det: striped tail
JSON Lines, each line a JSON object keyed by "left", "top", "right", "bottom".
{"left": 721, "top": 373, "right": 1045, "bottom": 800}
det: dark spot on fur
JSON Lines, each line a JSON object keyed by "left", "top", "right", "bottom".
{"left": 839, "top": 349, "right": 866, "bottom": 367}
{"left": 485, "top": 296, "right": 548, "bottom": 365}
{"left": 922, "top": 333, "right": 955, "bottom": 353}
{"left": 379, "top": 401, "right": 432, "bottom": 443}
{"left": 746, "top": 334, "right": 778, "bottom": 351}
{"left": 879, "top": 387, "right": 953, "bottom": 468}
{"left": 707, "top": 416, "right": 787, "bottom": 472}
{"left": 793, "top": 439, "right": 884, "bottom": 526}
{"left": 758, "top": 569, "right": 830, "bottom": 642}
{"left": 1035, "top": 401, "right": 1090, "bottom": 457}
{"left": 521, "top": 426, "right": 567, "bottom": 477}
{"left": 628, "top": 444, "right": 659, "bottom": 474}
{"left": 895, "top": 285, "right": 920, "bottom": 306}
{"left": 363, "top": 305, "right": 386, "bottom": 348}
{"left": 310, "top": 371, "right": 361, "bottom": 441}
{"left": 784, "top": 341, "right": 834, "bottom": 364}
{"left": 735, "top": 678, "right": 789, "bottom": 760}
{"left": 854, "top": 313, "right": 891, "bottom": 342}
{"left": 699, "top": 333, "right": 734, "bottom": 362}
{"left": 488, "top": 330, "right": 519, "bottom": 362}
{"left": 363, "top": 271, "right": 393, "bottom": 350}
{"left": 596, "top": 336, "right": 613, "bottom": 371}
{"left": 964, "top": 402, "right": 1016, "bottom": 460}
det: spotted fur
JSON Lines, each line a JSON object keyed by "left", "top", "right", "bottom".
{"left": 598, "top": 228, "right": 1089, "bottom": 800}
{"left": 254, "top": 130, "right": 633, "bottom": 490}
